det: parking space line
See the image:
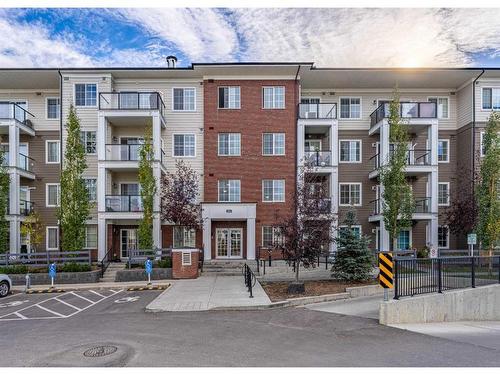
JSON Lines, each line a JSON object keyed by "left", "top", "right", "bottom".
{"left": 36, "top": 304, "right": 68, "bottom": 318}
{"left": 88, "top": 290, "right": 105, "bottom": 298}
{"left": 54, "top": 297, "right": 82, "bottom": 311}
{"left": 14, "top": 311, "right": 28, "bottom": 320}
{"left": 69, "top": 291, "right": 96, "bottom": 304}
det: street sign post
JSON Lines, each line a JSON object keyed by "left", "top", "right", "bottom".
{"left": 48, "top": 263, "right": 56, "bottom": 288}
{"left": 378, "top": 252, "right": 394, "bottom": 301}
{"left": 145, "top": 259, "right": 153, "bottom": 285}
{"left": 468, "top": 233, "right": 477, "bottom": 256}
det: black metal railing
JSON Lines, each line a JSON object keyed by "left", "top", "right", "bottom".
{"left": 371, "top": 149, "right": 432, "bottom": 171}
{"left": 370, "top": 197, "right": 431, "bottom": 215}
{"left": 370, "top": 101, "right": 437, "bottom": 127}
{"left": 307, "top": 198, "right": 331, "bottom": 214}
{"left": 393, "top": 256, "right": 500, "bottom": 299}
{"left": 100, "top": 247, "right": 114, "bottom": 278}
{"left": 242, "top": 263, "right": 256, "bottom": 298}
{"left": 1, "top": 150, "right": 35, "bottom": 172}
{"left": 105, "top": 144, "right": 141, "bottom": 161}
{"left": 126, "top": 248, "right": 172, "bottom": 268}
{"left": 0, "top": 102, "right": 35, "bottom": 127}
{"left": 99, "top": 92, "right": 165, "bottom": 119}
{"left": 298, "top": 103, "right": 337, "bottom": 119}
{"left": 0, "top": 250, "right": 91, "bottom": 266}
{"left": 304, "top": 150, "right": 332, "bottom": 167}
{"left": 105, "top": 195, "right": 143, "bottom": 212}
{"left": 19, "top": 200, "right": 34, "bottom": 216}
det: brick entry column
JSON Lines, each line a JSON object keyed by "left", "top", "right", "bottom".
{"left": 172, "top": 249, "right": 200, "bottom": 279}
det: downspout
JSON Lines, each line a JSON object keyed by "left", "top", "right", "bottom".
{"left": 294, "top": 64, "right": 301, "bottom": 217}
{"left": 58, "top": 69, "right": 63, "bottom": 251}
{"left": 471, "top": 69, "right": 485, "bottom": 196}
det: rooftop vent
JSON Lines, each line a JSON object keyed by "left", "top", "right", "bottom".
{"left": 166, "top": 55, "right": 178, "bottom": 68}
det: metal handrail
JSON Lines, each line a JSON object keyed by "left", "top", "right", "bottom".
{"left": 98, "top": 92, "right": 166, "bottom": 118}
{"left": 19, "top": 200, "right": 34, "bottom": 216}
{"left": 370, "top": 101, "right": 437, "bottom": 127}
{"left": 105, "top": 195, "right": 143, "bottom": 212}
{"left": 100, "top": 247, "right": 114, "bottom": 278}
{"left": 0, "top": 102, "right": 35, "bottom": 126}
{"left": 243, "top": 263, "right": 257, "bottom": 298}
{"left": 304, "top": 150, "right": 332, "bottom": 167}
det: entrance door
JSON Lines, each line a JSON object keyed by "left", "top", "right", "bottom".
{"left": 120, "top": 229, "right": 138, "bottom": 258}
{"left": 216, "top": 228, "right": 243, "bottom": 258}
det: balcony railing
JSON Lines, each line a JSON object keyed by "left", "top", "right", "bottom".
{"left": 370, "top": 149, "right": 432, "bottom": 171}
{"left": 298, "top": 103, "right": 337, "bottom": 119}
{"left": 370, "top": 102, "right": 437, "bottom": 127}
{"left": 19, "top": 200, "right": 34, "bottom": 216}
{"left": 307, "top": 198, "right": 332, "bottom": 214}
{"left": 0, "top": 102, "right": 35, "bottom": 127}
{"left": 304, "top": 151, "right": 332, "bottom": 167}
{"left": 105, "top": 195, "right": 143, "bottom": 212}
{"left": 1, "top": 150, "right": 35, "bottom": 173}
{"left": 99, "top": 92, "right": 165, "bottom": 119}
{"left": 370, "top": 197, "right": 431, "bottom": 215}
{"left": 105, "top": 144, "right": 141, "bottom": 161}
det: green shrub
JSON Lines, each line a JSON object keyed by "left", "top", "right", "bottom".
{"left": 156, "top": 258, "right": 172, "bottom": 268}
{"left": 58, "top": 262, "right": 91, "bottom": 273}
{"left": 0, "top": 265, "right": 29, "bottom": 274}
{"left": 417, "top": 247, "right": 429, "bottom": 258}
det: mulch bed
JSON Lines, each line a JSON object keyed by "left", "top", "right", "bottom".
{"left": 261, "top": 280, "right": 377, "bottom": 302}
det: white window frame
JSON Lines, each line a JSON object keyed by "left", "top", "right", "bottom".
{"left": 45, "top": 97, "right": 60, "bottom": 120}
{"left": 218, "top": 133, "right": 241, "bottom": 156}
{"left": 438, "top": 182, "right": 450, "bottom": 206}
{"left": 262, "top": 86, "right": 285, "bottom": 109}
{"left": 46, "top": 226, "right": 59, "bottom": 250}
{"left": 81, "top": 130, "right": 97, "bottom": 155}
{"left": 397, "top": 229, "right": 412, "bottom": 250}
{"left": 84, "top": 226, "right": 98, "bottom": 249}
{"left": 481, "top": 87, "right": 500, "bottom": 111}
{"left": 84, "top": 178, "right": 97, "bottom": 202}
{"left": 218, "top": 180, "right": 241, "bottom": 202}
{"left": 262, "top": 133, "right": 285, "bottom": 156}
{"left": 172, "top": 133, "right": 196, "bottom": 158}
{"left": 438, "top": 225, "right": 450, "bottom": 249}
{"left": 45, "top": 140, "right": 60, "bottom": 164}
{"left": 427, "top": 96, "right": 450, "bottom": 119}
{"left": 262, "top": 226, "right": 283, "bottom": 247}
{"left": 339, "top": 182, "right": 362, "bottom": 207}
{"left": 173, "top": 226, "right": 197, "bottom": 248}
{"left": 182, "top": 252, "right": 192, "bottom": 266}
{"left": 339, "top": 139, "right": 362, "bottom": 163}
{"left": 73, "top": 83, "right": 98, "bottom": 108}
{"left": 338, "top": 225, "right": 362, "bottom": 240}
{"left": 262, "top": 179, "right": 285, "bottom": 203}
{"left": 172, "top": 87, "right": 196, "bottom": 112}
{"left": 438, "top": 139, "right": 449, "bottom": 163}
{"left": 46, "top": 183, "right": 60, "bottom": 207}
{"left": 339, "top": 97, "right": 362, "bottom": 120}
{"left": 218, "top": 86, "right": 241, "bottom": 109}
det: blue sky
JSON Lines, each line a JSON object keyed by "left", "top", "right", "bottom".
{"left": 1, "top": 8, "right": 500, "bottom": 68}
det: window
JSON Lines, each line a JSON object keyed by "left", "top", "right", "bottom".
{"left": 46, "top": 140, "right": 60, "bottom": 164}
{"left": 262, "top": 180, "right": 285, "bottom": 202}
{"left": 46, "top": 183, "right": 60, "bottom": 207}
{"left": 218, "top": 86, "right": 241, "bottom": 109}
{"left": 218, "top": 133, "right": 241, "bottom": 156}
{"left": 339, "top": 140, "right": 361, "bottom": 162}
{"left": 80, "top": 131, "right": 97, "bottom": 154}
{"left": 338, "top": 226, "right": 362, "bottom": 244}
{"left": 46, "top": 97, "right": 60, "bottom": 119}
{"left": 262, "top": 133, "right": 285, "bottom": 155}
{"left": 262, "top": 86, "right": 285, "bottom": 109}
{"left": 218, "top": 180, "right": 241, "bottom": 202}
{"left": 339, "top": 183, "right": 361, "bottom": 206}
{"left": 84, "top": 226, "right": 97, "bottom": 249}
{"left": 438, "top": 226, "right": 449, "bottom": 249}
{"left": 482, "top": 88, "right": 500, "bottom": 110}
{"left": 173, "top": 88, "right": 195, "bottom": 111}
{"left": 438, "top": 139, "right": 449, "bottom": 162}
{"left": 397, "top": 230, "right": 411, "bottom": 250}
{"left": 438, "top": 182, "right": 450, "bottom": 206}
{"left": 173, "top": 134, "right": 195, "bottom": 157}
{"left": 84, "top": 178, "right": 97, "bottom": 202}
{"left": 428, "top": 97, "right": 449, "bottom": 119}
{"left": 262, "top": 226, "right": 283, "bottom": 247}
{"left": 182, "top": 252, "right": 192, "bottom": 266}
{"left": 173, "top": 226, "right": 196, "bottom": 248}
{"left": 75, "top": 83, "right": 97, "bottom": 107}
{"left": 46, "top": 227, "right": 59, "bottom": 250}
{"left": 339, "top": 97, "right": 361, "bottom": 119}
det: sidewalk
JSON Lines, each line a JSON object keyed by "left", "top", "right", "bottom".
{"left": 11, "top": 280, "right": 169, "bottom": 292}
{"left": 146, "top": 275, "right": 271, "bottom": 312}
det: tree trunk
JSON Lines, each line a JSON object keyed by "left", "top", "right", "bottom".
{"left": 295, "top": 256, "right": 300, "bottom": 283}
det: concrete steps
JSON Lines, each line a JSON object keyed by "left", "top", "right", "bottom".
{"left": 100, "top": 262, "right": 126, "bottom": 282}
{"left": 202, "top": 260, "right": 257, "bottom": 276}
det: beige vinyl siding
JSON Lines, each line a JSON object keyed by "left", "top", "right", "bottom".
{"left": 456, "top": 82, "right": 473, "bottom": 129}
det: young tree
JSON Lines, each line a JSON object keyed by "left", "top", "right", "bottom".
{"left": 0, "top": 146, "right": 9, "bottom": 253}
{"left": 160, "top": 160, "right": 202, "bottom": 246}
{"left": 59, "top": 105, "right": 90, "bottom": 251}
{"left": 379, "top": 90, "right": 415, "bottom": 251}
{"left": 331, "top": 210, "right": 374, "bottom": 282}
{"left": 273, "top": 165, "right": 335, "bottom": 291}
{"left": 20, "top": 210, "right": 43, "bottom": 252}
{"left": 477, "top": 112, "right": 500, "bottom": 255}
{"left": 138, "top": 125, "right": 157, "bottom": 250}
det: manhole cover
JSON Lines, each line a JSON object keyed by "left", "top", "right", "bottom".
{"left": 83, "top": 345, "right": 118, "bottom": 358}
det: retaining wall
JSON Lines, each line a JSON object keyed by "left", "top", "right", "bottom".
{"left": 9, "top": 270, "right": 101, "bottom": 286}
{"left": 115, "top": 268, "right": 172, "bottom": 282}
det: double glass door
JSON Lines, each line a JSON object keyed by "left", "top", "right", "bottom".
{"left": 216, "top": 228, "right": 243, "bottom": 258}
{"left": 120, "top": 229, "right": 138, "bottom": 258}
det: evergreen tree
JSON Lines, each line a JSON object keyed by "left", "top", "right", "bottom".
{"left": 331, "top": 210, "right": 374, "bottom": 282}
{"left": 0, "top": 146, "right": 9, "bottom": 253}
{"left": 138, "top": 125, "right": 156, "bottom": 249}
{"left": 59, "top": 105, "right": 90, "bottom": 251}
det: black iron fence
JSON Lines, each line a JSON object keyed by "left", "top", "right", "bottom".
{"left": 394, "top": 256, "right": 500, "bottom": 299}
{"left": 126, "top": 248, "right": 172, "bottom": 268}
{"left": 304, "top": 150, "right": 332, "bottom": 167}
{"left": 242, "top": 263, "right": 256, "bottom": 298}
{"left": 0, "top": 250, "right": 91, "bottom": 267}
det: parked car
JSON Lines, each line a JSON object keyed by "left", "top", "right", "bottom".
{"left": 0, "top": 274, "right": 12, "bottom": 297}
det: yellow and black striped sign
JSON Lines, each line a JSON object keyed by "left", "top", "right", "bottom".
{"left": 378, "top": 252, "right": 393, "bottom": 289}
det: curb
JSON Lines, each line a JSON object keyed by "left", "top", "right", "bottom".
{"left": 26, "top": 288, "right": 66, "bottom": 294}
{"left": 127, "top": 285, "right": 169, "bottom": 291}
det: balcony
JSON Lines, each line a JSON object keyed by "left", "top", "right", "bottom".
{"left": 307, "top": 198, "right": 332, "bottom": 214}
{"left": 1, "top": 150, "right": 35, "bottom": 175}
{"left": 99, "top": 92, "right": 165, "bottom": 120}
{"left": 105, "top": 195, "right": 143, "bottom": 212}
{"left": 369, "top": 149, "right": 432, "bottom": 178}
{"left": 304, "top": 151, "right": 332, "bottom": 167}
{"left": 369, "top": 197, "right": 432, "bottom": 217}
{"left": 0, "top": 102, "right": 34, "bottom": 128}
{"left": 370, "top": 102, "right": 437, "bottom": 128}
{"left": 105, "top": 144, "right": 141, "bottom": 161}
{"left": 19, "top": 200, "right": 34, "bottom": 216}
{"left": 298, "top": 103, "right": 337, "bottom": 119}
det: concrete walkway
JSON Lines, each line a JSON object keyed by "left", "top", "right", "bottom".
{"left": 146, "top": 275, "right": 271, "bottom": 312}
{"left": 305, "top": 293, "right": 388, "bottom": 319}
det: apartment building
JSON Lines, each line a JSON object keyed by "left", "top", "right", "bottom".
{"left": 0, "top": 64, "right": 497, "bottom": 260}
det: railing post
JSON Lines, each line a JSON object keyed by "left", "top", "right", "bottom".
{"left": 437, "top": 258, "right": 442, "bottom": 293}
{"left": 471, "top": 256, "right": 476, "bottom": 288}
{"left": 47, "top": 251, "right": 50, "bottom": 265}
{"left": 394, "top": 258, "right": 399, "bottom": 299}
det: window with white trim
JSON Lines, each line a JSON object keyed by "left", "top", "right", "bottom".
{"left": 482, "top": 88, "right": 500, "bottom": 110}
{"left": 218, "top": 180, "right": 241, "bottom": 202}
{"left": 262, "top": 133, "right": 285, "bottom": 155}
{"left": 218, "top": 133, "right": 241, "bottom": 156}
{"left": 46, "top": 97, "right": 60, "bottom": 119}
{"left": 339, "top": 140, "right": 361, "bottom": 162}
{"left": 339, "top": 97, "right": 361, "bottom": 119}
{"left": 84, "top": 226, "right": 97, "bottom": 249}
{"left": 173, "top": 88, "right": 195, "bottom": 111}
{"left": 218, "top": 86, "right": 241, "bottom": 109}
{"left": 46, "top": 140, "right": 60, "bottom": 164}
{"left": 46, "top": 226, "right": 59, "bottom": 250}
{"left": 397, "top": 229, "right": 411, "bottom": 250}
{"left": 339, "top": 183, "right": 361, "bottom": 206}
{"left": 428, "top": 97, "right": 449, "bottom": 119}
{"left": 438, "top": 139, "right": 449, "bottom": 162}
{"left": 262, "top": 180, "right": 285, "bottom": 202}
{"left": 438, "top": 226, "right": 449, "bottom": 249}
{"left": 338, "top": 225, "right": 362, "bottom": 244}
{"left": 75, "top": 83, "right": 97, "bottom": 107}
{"left": 438, "top": 182, "right": 450, "bottom": 206}
{"left": 46, "top": 183, "right": 60, "bottom": 207}
{"left": 84, "top": 178, "right": 97, "bottom": 202}
{"left": 173, "top": 226, "right": 196, "bottom": 248}
{"left": 173, "top": 134, "right": 195, "bottom": 157}
{"left": 262, "top": 86, "right": 285, "bottom": 109}
{"left": 182, "top": 252, "right": 192, "bottom": 266}
{"left": 262, "top": 226, "right": 283, "bottom": 247}
{"left": 80, "top": 131, "right": 96, "bottom": 154}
